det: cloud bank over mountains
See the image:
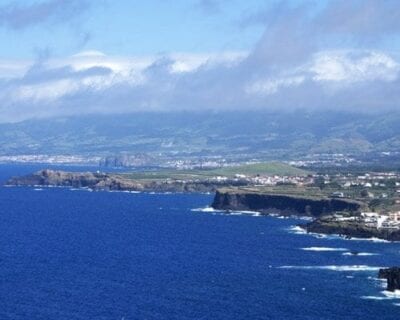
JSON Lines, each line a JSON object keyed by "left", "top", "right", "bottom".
{"left": 0, "top": 0, "right": 399, "bottom": 122}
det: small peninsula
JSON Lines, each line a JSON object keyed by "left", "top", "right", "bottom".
{"left": 5, "top": 169, "right": 249, "bottom": 193}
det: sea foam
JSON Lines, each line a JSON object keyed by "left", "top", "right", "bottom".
{"left": 287, "top": 226, "right": 307, "bottom": 234}
{"left": 342, "top": 252, "right": 378, "bottom": 256}
{"left": 278, "top": 265, "right": 381, "bottom": 272}
{"left": 301, "top": 247, "right": 348, "bottom": 252}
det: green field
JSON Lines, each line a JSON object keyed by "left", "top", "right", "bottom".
{"left": 120, "top": 162, "right": 309, "bottom": 181}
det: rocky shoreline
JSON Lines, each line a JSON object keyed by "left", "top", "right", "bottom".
{"left": 210, "top": 188, "right": 400, "bottom": 242}
{"left": 5, "top": 169, "right": 248, "bottom": 193}
{"left": 302, "top": 216, "right": 400, "bottom": 241}
{"left": 8, "top": 170, "right": 399, "bottom": 242}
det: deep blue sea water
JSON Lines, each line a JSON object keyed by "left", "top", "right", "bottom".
{"left": 0, "top": 165, "right": 400, "bottom": 319}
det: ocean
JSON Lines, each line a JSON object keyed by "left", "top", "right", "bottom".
{"left": 0, "top": 165, "right": 399, "bottom": 319}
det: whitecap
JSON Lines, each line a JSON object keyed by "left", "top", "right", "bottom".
{"left": 361, "top": 296, "right": 390, "bottom": 300}
{"left": 347, "top": 237, "right": 390, "bottom": 243}
{"left": 191, "top": 207, "right": 214, "bottom": 212}
{"left": 232, "top": 210, "right": 262, "bottom": 216}
{"left": 278, "top": 265, "right": 381, "bottom": 272}
{"left": 192, "top": 207, "right": 264, "bottom": 217}
{"left": 383, "top": 290, "right": 400, "bottom": 298}
{"left": 290, "top": 227, "right": 392, "bottom": 243}
{"left": 287, "top": 226, "right": 307, "bottom": 234}
{"left": 362, "top": 290, "right": 400, "bottom": 301}
{"left": 301, "top": 247, "right": 348, "bottom": 252}
{"left": 342, "top": 252, "right": 378, "bottom": 256}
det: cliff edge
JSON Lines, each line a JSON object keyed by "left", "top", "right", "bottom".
{"left": 211, "top": 188, "right": 363, "bottom": 217}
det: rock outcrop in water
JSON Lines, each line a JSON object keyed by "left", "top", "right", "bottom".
{"left": 211, "top": 189, "right": 363, "bottom": 217}
{"left": 379, "top": 268, "right": 400, "bottom": 291}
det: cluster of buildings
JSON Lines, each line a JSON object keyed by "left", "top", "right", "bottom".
{"left": 288, "top": 153, "right": 359, "bottom": 168}
{"left": 334, "top": 212, "right": 400, "bottom": 231}
{"left": 361, "top": 212, "right": 400, "bottom": 231}
{"left": 236, "top": 174, "right": 313, "bottom": 186}
{"left": 334, "top": 172, "right": 400, "bottom": 187}
{"left": 0, "top": 154, "right": 101, "bottom": 165}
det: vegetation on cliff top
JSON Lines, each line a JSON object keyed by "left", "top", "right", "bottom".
{"left": 120, "top": 162, "right": 308, "bottom": 180}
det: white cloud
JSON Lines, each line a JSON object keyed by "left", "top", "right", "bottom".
{"left": 311, "top": 51, "right": 400, "bottom": 83}
{"left": 0, "top": 50, "right": 249, "bottom": 116}
{"left": 246, "top": 76, "right": 305, "bottom": 95}
{"left": 0, "top": 49, "right": 399, "bottom": 122}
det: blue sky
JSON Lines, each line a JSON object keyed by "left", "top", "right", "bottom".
{"left": 0, "top": 0, "right": 273, "bottom": 58}
{"left": 0, "top": 0, "right": 399, "bottom": 122}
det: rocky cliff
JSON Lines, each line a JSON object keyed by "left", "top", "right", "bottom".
{"left": 211, "top": 189, "right": 362, "bottom": 217}
{"left": 5, "top": 169, "right": 247, "bottom": 193}
{"left": 379, "top": 268, "right": 400, "bottom": 291}
{"left": 6, "top": 169, "right": 144, "bottom": 191}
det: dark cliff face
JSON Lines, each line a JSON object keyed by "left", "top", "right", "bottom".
{"left": 7, "top": 169, "right": 99, "bottom": 186}
{"left": 211, "top": 190, "right": 362, "bottom": 217}
{"left": 379, "top": 268, "right": 400, "bottom": 291}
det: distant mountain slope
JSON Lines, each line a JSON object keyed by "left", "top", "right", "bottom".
{"left": 0, "top": 111, "right": 399, "bottom": 158}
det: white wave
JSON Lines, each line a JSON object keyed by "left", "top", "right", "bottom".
{"left": 290, "top": 227, "right": 392, "bottom": 243}
{"left": 301, "top": 247, "right": 348, "bottom": 252}
{"left": 383, "top": 290, "right": 400, "bottom": 298}
{"left": 342, "top": 252, "right": 378, "bottom": 256}
{"left": 287, "top": 227, "right": 331, "bottom": 239}
{"left": 238, "top": 210, "right": 260, "bottom": 214}
{"left": 191, "top": 207, "right": 264, "bottom": 217}
{"left": 363, "top": 290, "right": 400, "bottom": 301}
{"left": 347, "top": 236, "right": 390, "bottom": 243}
{"left": 229, "top": 211, "right": 243, "bottom": 216}
{"left": 361, "top": 295, "right": 390, "bottom": 300}
{"left": 33, "top": 188, "right": 43, "bottom": 191}
{"left": 191, "top": 207, "right": 223, "bottom": 213}
{"left": 287, "top": 226, "right": 307, "bottom": 234}
{"left": 278, "top": 265, "right": 381, "bottom": 272}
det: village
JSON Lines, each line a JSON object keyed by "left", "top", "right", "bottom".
{"left": 207, "top": 170, "right": 400, "bottom": 232}
{"left": 332, "top": 211, "right": 400, "bottom": 231}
